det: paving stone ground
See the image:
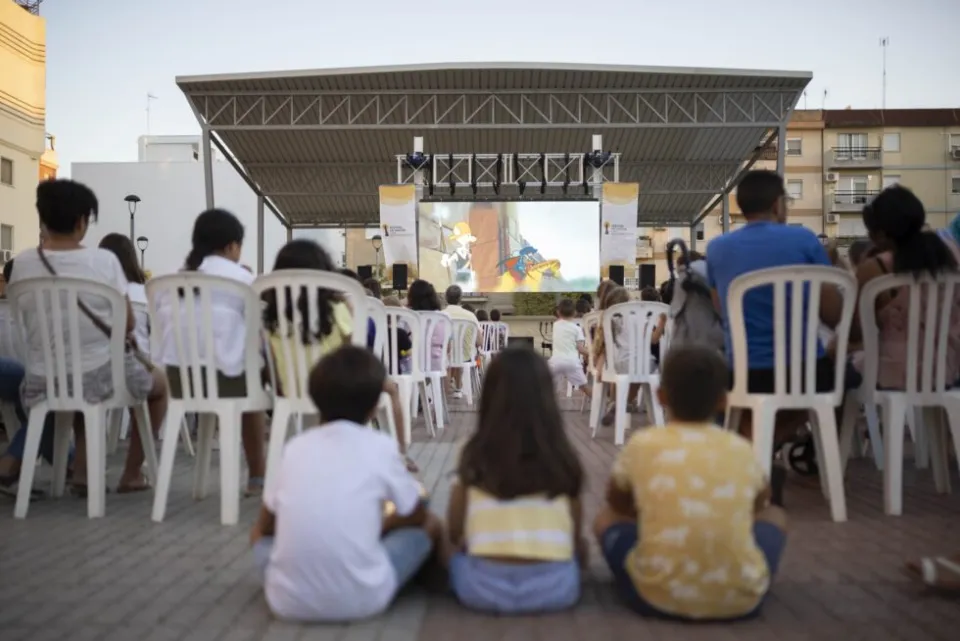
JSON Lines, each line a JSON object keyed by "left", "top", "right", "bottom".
{"left": 0, "top": 400, "right": 957, "bottom": 641}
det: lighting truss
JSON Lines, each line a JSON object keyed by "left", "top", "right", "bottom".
{"left": 191, "top": 89, "right": 797, "bottom": 130}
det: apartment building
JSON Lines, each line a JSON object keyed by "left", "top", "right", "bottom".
{"left": 0, "top": 0, "right": 45, "bottom": 261}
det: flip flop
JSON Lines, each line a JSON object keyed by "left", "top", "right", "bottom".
{"left": 905, "top": 557, "right": 960, "bottom": 591}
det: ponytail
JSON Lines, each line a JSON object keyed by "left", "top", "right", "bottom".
{"left": 892, "top": 231, "right": 958, "bottom": 278}
{"left": 184, "top": 245, "right": 212, "bottom": 271}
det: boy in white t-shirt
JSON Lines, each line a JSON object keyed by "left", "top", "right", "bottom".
{"left": 249, "top": 346, "right": 442, "bottom": 622}
{"left": 548, "top": 299, "right": 591, "bottom": 398}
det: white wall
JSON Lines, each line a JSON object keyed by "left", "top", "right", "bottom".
{"left": 71, "top": 161, "right": 288, "bottom": 276}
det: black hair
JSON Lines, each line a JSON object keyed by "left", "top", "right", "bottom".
{"left": 264, "top": 239, "right": 340, "bottom": 345}
{"left": 659, "top": 279, "right": 674, "bottom": 305}
{"left": 847, "top": 239, "right": 873, "bottom": 268}
{"left": 309, "top": 346, "right": 386, "bottom": 424}
{"left": 458, "top": 348, "right": 583, "bottom": 499}
{"left": 578, "top": 293, "right": 593, "bottom": 304}
{"left": 363, "top": 278, "right": 382, "bottom": 299}
{"left": 475, "top": 309, "right": 489, "bottom": 321}
{"left": 489, "top": 308, "right": 501, "bottom": 322}
{"left": 36, "top": 179, "right": 99, "bottom": 235}
{"left": 735, "top": 170, "right": 785, "bottom": 217}
{"left": 339, "top": 268, "right": 360, "bottom": 282}
{"left": 407, "top": 279, "right": 440, "bottom": 311}
{"left": 862, "top": 185, "right": 957, "bottom": 278}
{"left": 660, "top": 346, "right": 729, "bottom": 422}
{"left": 557, "top": 298, "right": 576, "bottom": 318}
{"left": 445, "top": 284, "right": 463, "bottom": 305}
{"left": 640, "top": 286, "right": 660, "bottom": 302}
{"left": 99, "top": 233, "right": 146, "bottom": 284}
{"left": 574, "top": 298, "right": 591, "bottom": 316}
{"left": 184, "top": 209, "right": 244, "bottom": 271}
{"left": 462, "top": 302, "right": 474, "bottom": 313}
{"left": 2, "top": 258, "right": 13, "bottom": 283}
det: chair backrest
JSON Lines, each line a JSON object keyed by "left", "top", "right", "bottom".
{"left": 450, "top": 316, "right": 480, "bottom": 365}
{"left": 417, "top": 311, "right": 452, "bottom": 374}
{"left": 147, "top": 273, "right": 265, "bottom": 405}
{"left": 367, "top": 297, "right": 388, "bottom": 359}
{"left": 601, "top": 301, "right": 670, "bottom": 379}
{"left": 581, "top": 310, "right": 602, "bottom": 374}
{"left": 383, "top": 307, "right": 424, "bottom": 378}
{"left": 7, "top": 276, "right": 128, "bottom": 408}
{"left": 727, "top": 265, "right": 857, "bottom": 404}
{"left": 131, "top": 300, "right": 151, "bottom": 355}
{"left": 0, "top": 298, "right": 23, "bottom": 361}
{"left": 253, "top": 270, "right": 368, "bottom": 402}
{"left": 858, "top": 271, "right": 960, "bottom": 400}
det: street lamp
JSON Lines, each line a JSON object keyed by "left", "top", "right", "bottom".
{"left": 124, "top": 194, "right": 141, "bottom": 242}
{"left": 136, "top": 236, "right": 149, "bottom": 268}
{"left": 371, "top": 234, "right": 383, "bottom": 277}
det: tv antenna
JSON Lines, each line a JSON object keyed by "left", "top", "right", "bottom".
{"left": 146, "top": 93, "right": 158, "bottom": 134}
{"left": 13, "top": 1, "right": 43, "bottom": 15}
{"left": 880, "top": 37, "right": 889, "bottom": 110}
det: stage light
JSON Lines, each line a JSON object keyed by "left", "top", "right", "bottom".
{"left": 585, "top": 150, "right": 612, "bottom": 168}
{"left": 405, "top": 152, "right": 429, "bottom": 170}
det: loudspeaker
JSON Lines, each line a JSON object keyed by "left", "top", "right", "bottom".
{"left": 392, "top": 263, "right": 409, "bottom": 292}
{"left": 357, "top": 265, "right": 374, "bottom": 280}
{"left": 639, "top": 264, "right": 657, "bottom": 289}
{"left": 609, "top": 264, "right": 625, "bottom": 286}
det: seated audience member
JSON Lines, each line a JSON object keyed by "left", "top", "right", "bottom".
{"left": 443, "top": 285, "right": 481, "bottom": 399}
{"left": 448, "top": 348, "right": 585, "bottom": 614}
{"left": 575, "top": 297, "right": 592, "bottom": 318}
{"left": 475, "top": 309, "right": 489, "bottom": 322}
{"left": 363, "top": 278, "right": 383, "bottom": 300}
{"left": 382, "top": 295, "right": 414, "bottom": 375}
{"left": 408, "top": 280, "right": 445, "bottom": 370}
{"left": 640, "top": 287, "right": 667, "bottom": 363}
{"left": 846, "top": 239, "right": 873, "bottom": 271}
{"left": 338, "top": 269, "right": 377, "bottom": 349}
{"left": 705, "top": 170, "right": 844, "bottom": 444}
{"left": 11, "top": 179, "right": 168, "bottom": 495}
{"left": 489, "top": 308, "right": 502, "bottom": 322}
{"left": 595, "top": 346, "right": 787, "bottom": 621}
{"left": 592, "top": 286, "right": 637, "bottom": 425}
{"left": 251, "top": 346, "right": 441, "bottom": 622}
{"left": 548, "top": 299, "right": 591, "bottom": 399}
{"left": 99, "top": 234, "right": 149, "bottom": 353}
{"left": 851, "top": 186, "right": 960, "bottom": 390}
{"left": 488, "top": 308, "right": 507, "bottom": 349}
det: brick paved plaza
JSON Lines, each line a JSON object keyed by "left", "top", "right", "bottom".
{"left": 1, "top": 403, "right": 957, "bottom": 641}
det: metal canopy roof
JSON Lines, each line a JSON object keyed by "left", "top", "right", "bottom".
{"left": 176, "top": 62, "right": 811, "bottom": 228}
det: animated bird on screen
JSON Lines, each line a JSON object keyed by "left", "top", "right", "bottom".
{"left": 493, "top": 246, "right": 562, "bottom": 292}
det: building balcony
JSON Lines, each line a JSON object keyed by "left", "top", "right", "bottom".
{"left": 832, "top": 190, "right": 879, "bottom": 212}
{"left": 828, "top": 147, "right": 882, "bottom": 169}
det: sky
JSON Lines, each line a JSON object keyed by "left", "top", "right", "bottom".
{"left": 42, "top": 0, "right": 960, "bottom": 176}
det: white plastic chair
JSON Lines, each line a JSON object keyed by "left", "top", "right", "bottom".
{"left": 449, "top": 317, "right": 482, "bottom": 406}
{"left": 416, "top": 311, "right": 452, "bottom": 432}
{"left": 589, "top": 301, "right": 669, "bottom": 445}
{"left": 724, "top": 266, "right": 857, "bottom": 523}
{"left": 478, "top": 321, "right": 505, "bottom": 373}
{"left": 7, "top": 277, "right": 158, "bottom": 519}
{"left": 844, "top": 272, "right": 960, "bottom": 516}
{"left": 148, "top": 274, "right": 272, "bottom": 526}
{"left": 580, "top": 311, "right": 602, "bottom": 412}
{"left": 252, "top": 270, "right": 371, "bottom": 499}
{"left": 376, "top": 306, "right": 425, "bottom": 447}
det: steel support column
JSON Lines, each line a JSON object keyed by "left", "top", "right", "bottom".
{"left": 202, "top": 127, "right": 215, "bottom": 209}
{"left": 256, "top": 195, "right": 265, "bottom": 274}
{"left": 776, "top": 123, "right": 787, "bottom": 176}
{"left": 721, "top": 190, "right": 730, "bottom": 234}
{"left": 413, "top": 136, "right": 424, "bottom": 276}
{"left": 689, "top": 224, "right": 698, "bottom": 253}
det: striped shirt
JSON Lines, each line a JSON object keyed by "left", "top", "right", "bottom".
{"left": 464, "top": 487, "right": 574, "bottom": 561}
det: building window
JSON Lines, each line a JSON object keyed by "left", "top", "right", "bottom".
{"left": 950, "top": 133, "right": 960, "bottom": 150}
{"left": 0, "top": 158, "right": 12, "bottom": 186}
{"left": 1, "top": 225, "right": 13, "bottom": 253}
{"left": 836, "top": 133, "right": 868, "bottom": 159}
{"left": 882, "top": 133, "right": 901, "bottom": 153}
{"left": 785, "top": 138, "right": 802, "bottom": 156}
{"left": 695, "top": 223, "right": 705, "bottom": 241}
{"left": 952, "top": 176, "right": 960, "bottom": 194}
{"left": 787, "top": 179, "right": 803, "bottom": 200}
{"left": 882, "top": 175, "right": 900, "bottom": 189}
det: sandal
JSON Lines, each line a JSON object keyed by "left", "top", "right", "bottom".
{"left": 245, "top": 476, "right": 265, "bottom": 497}
{"left": 905, "top": 556, "right": 960, "bottom": 591}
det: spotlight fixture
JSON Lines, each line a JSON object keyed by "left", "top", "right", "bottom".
{"left": 404, "top": 152, "right": 429, "bottom": 170}
{"left": 585, "top": 150, "right": 613, "bottom": 168}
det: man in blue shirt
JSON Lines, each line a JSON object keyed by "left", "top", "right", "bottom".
{"left": 707, "top": 170, "right": 844, "bottom": 444}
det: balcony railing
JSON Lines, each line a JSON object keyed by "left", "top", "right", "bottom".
{"left": 832, "top": 190, "right": 879, "bottom": 211}
{"left": 830, "top": 147, "right": 882, "bottom": 167}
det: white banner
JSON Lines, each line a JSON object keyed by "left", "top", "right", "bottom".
{"left": 600, "top": 183, "right": 639, "bottom": 273}
{"left": 378, "top": 185, "right": 418, "bottom": 267}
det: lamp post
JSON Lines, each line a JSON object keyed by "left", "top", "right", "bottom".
{"left": 136, "top": 236, "right": 149, "bottom": 268}
{"left": 371, "top": 234, "right": 383, "bottom": 277}
{"left": 124, "top": 194, "right": 141, "bottom": 242}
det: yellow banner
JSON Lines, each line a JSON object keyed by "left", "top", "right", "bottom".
{"left": 601, "top": 182, "right": 639, "bottom": 271}
{"left": 378, "top": 184, "right": 418, "bottom": 267}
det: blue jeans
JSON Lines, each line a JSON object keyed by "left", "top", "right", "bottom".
{"left": 254, "top": 527, "right": 433, "bottom": 591}
{"left": 0, "top": 358, "right": 60, "bottom": 467}
{"left": 449, "top": 553, "right": 580, "bottom": 614}
{"left": 600, "top": 521, "right": 785, "bottom": 621}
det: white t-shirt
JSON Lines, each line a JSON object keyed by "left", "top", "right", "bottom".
{"left": 127, "top": 282, "right": 150, "bottom": 355}
{"left": 551, "top": 319, "right": 585, "bottom": 361}
{"left": 263, "top": 420, "right": 422, "bottom": 622}
{"left": 158, "top": 255, "right": 254, "bottom": 377}
{"left": 9, "top": 247, "right": 128, "bottom": 375}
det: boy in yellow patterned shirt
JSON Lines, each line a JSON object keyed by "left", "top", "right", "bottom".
{"left": 593, "top": 346, "right": 787, "bottom": 621}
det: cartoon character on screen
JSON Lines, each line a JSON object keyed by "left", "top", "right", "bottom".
{"left": 440, "top": 222, "right": 477, "bottom": 286}
{"left": 495, "top": 246, "right": 563, "bottom": 293}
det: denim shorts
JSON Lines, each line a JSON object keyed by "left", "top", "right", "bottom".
{"left": 254, "top": 527, "right": 433, "bottom": 591}
{"left": 600, "top": 521, "right": 785, "bottom": 621}
{"left": 449, "top": 553, "right": 580, "bottom": 615}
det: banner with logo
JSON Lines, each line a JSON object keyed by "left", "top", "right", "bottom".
{"left": 600, "top": 182, "right": 639, "bottom": 274}
{"left": 378, "top": 185, "right": 418, "bottom": 267}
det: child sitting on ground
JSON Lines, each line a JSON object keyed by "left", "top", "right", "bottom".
{"left": 594, "top": 345, "right": 787, "bottom": 621}
{"left": 250, "top": 346, "right": 441, "bottom": 622}
{"left": 447, "top": 347, "right": 586, "bottom": 614}
{"left": 548, "top": 299, "right": 591, "bottom": 398}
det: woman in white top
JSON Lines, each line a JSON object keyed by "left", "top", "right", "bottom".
{"left": 99, "top": 234, "right": 150, "bottom": 353}
{"left": 161, "top": 209, "right": 266, "bottom": 494}
{"left": 9, "top": 179, "right": 169, "bottom": 495}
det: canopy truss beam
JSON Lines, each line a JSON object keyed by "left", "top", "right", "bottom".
{"left": 191, "top": 89, "right": 798, "bottom": 130}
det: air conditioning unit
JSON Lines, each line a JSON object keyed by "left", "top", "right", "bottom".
{"left": 950, "top": 148, "right": 960, "bottom": 161}
{"left": 824, "top": 172, "right": 839, "bottom": 183}
{"left": 636, "top": 246, "right": 653, "bottom": 259}
{"left": 0, "top": 250, "right": 11, "bottom": 263}
{"left": 825, "top": 213, "right": 840, "bottom": 224}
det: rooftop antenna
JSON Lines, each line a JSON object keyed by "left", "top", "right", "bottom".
{"left": 821, "top": 89, "right": 828, "bottom": 110}
{"left": 146, "top": 93, "right": 158, "bottom": 134}
{"left": 13, "top": 1, "right": 44, "bottom": 15}
{"left": 879, "top": 37, "right": 889, "bottom": 110}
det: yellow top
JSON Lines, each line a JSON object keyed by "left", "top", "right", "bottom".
{"left": 268, "top": 301, "right": 353, "bottom": 396}
{"left": 464, "top": 486, "right": 574, "bottom": 561}
{"left": 611, "top": 423, "right": 770, "bottom": 619}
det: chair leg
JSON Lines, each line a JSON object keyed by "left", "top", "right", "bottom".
{"left": 50, "top": 412, "right": 73, "bottom": 498}
{"left": 862, "top": 402, "right": 884, "bottom": 470}
{"left": 152, "top": 404, "right": 185, "bottom": 523}
{"left": 881, "top": 396, "right": 908, "bottom": 516}
{"left": 133, "top": 403, "right": 159, "bottom": 486}
{"left": 811, "top": 405, "right": 848, "bottom": 523}
{"left": 82, "top": 408, "right": 107, "bottom": 519}
{"left": 264, "top": 406, "right": 291, "bottom": 499}
{"left": 193, "top": 414, "right": 217, "bottom": 500}
{"left": 926, "top": 406, "right": 951, "bottom": 495}
{"left": 838, "top": 394, "right": 861, "bottom": 474}
{"left": 107, "top": 409, "right": 123, "bottom": 455}
{"left": 589, "top": 382, "right": 605, "bottom": 437}
{"left": 14, "top": 407, "right": 49, "bottom": 519}
{"left": 724, "top": 407, "right": 744, "bottom": 433}
{"left": 909, "top": 407, "right": 930, "bottom": 469}
{"left": 418, "top": 382, "right": 436, "bottom": 438}
{"left": 217, "top": 410, "right": 242, "bottom": 526}
{"left": 750, "top": 404, "right": 778, "bottom": 478}
{"left": 462, "top": 367, "right": 474, "bottom": 406}
{"left": 180, "top": 418, "right": 195, "bottom": 457}
{"left": 613, "top": 380, "right": 630, "bottom": 446}
{"left": 647, "top": 378, "right": 666, "bottom": 427}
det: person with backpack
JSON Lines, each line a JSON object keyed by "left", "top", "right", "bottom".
{"left": 663, "top": 239, "right": 725, "bottom": 356}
